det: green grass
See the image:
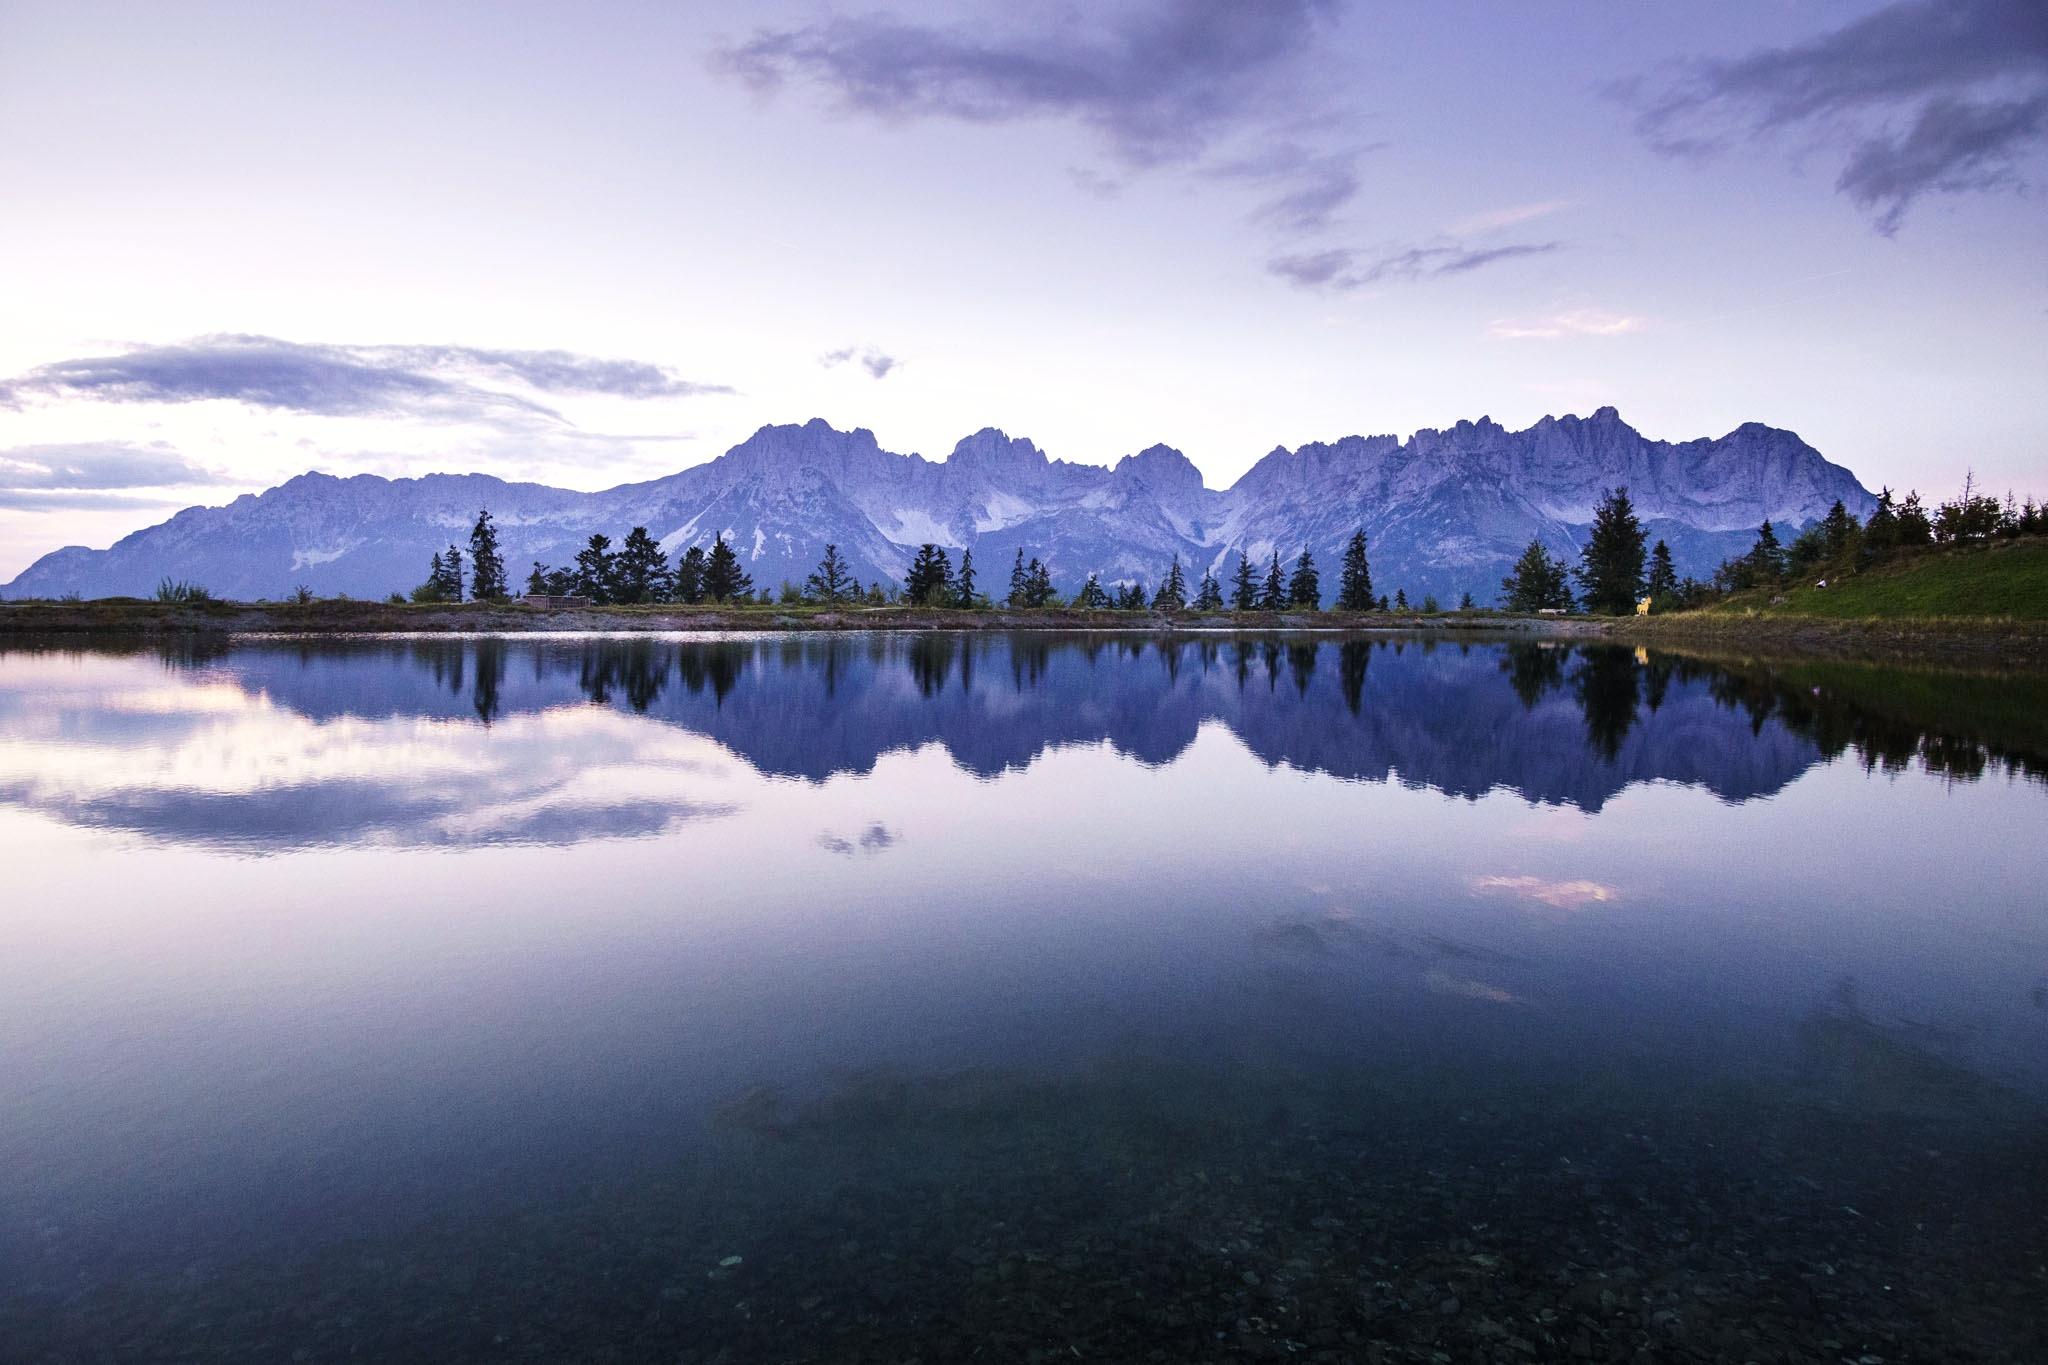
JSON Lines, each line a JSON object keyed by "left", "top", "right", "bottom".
{"left": 1715, "top": 538, "right": 2048, "bottom": 621}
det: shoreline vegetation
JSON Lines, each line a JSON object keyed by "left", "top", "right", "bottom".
{"left": 4, "top": 594, "right": 2045, "bottom": 669}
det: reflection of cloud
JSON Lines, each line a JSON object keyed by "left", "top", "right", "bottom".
{"left": 0, "top": 691, "right": 742, "bottom": 854}
{"left": 819, "top": 821, "right": 901, "bottom": 856}
{"left": 1423, "top": 968, "right": 1523, "bottom": 1005}
{"left": 1470, "top": 874, "right": 1619, "bottom": 911}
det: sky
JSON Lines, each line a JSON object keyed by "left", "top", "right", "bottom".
{"left": 2, "top": 0, "right": 2045, "bottom": 578}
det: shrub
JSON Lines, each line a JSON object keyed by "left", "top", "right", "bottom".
{"left": 155, "top": 578, "right": 215, "bottom": 604}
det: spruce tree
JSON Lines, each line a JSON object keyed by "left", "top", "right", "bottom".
{"left": 614, "top": 526, "right": 672, "bottom": 604}
{"left": 1193, "top": 570, "right": 1223, "bottom": 610}
{"left": 1026, "top": 558, "right": 1053, "bottom": 607}
{"left": 1749, "top": 520, "right": 1787, "bottom": 583}
{"left": 1501, "top": 540, "right": 1573, "bottom": 612}
{"left": 1258, "top": 552, "right": 1286, "bottom": 611}
{"left": 435, "top": 544, "right": 465, "bottom": 601}
{"left": 1152, "top": 557, "right": 1187, "bottom": 611}
{"left": 1459, "top": 591, "right": 1475, "bottom": 611}
{"left": 468, "top": 509, "right": 508, "bottom": 601}
{"left": 1820, "top": 499, "right": 1859, "bottom": 557}
{"left": 904, "top": 543, "right": 954, "bottom": 605}
{"left": 1009, "top": 549, "right": 1031, "bottom": 606}
{"left": 673, "top": 545, "right": 708, "bottom": 603}
{"left": 806, "top": 544, "right": 854, "bottom": 603}
{"left": 1645, "top": 540, "right": 1678, "bottom": 601}
{"left": 572, "top": 534, "right": 615, "bottom": 604}
{"left": 1394, "top": 588, "right": 1409, "bottom": 610}
{"left": 703, "top": 534, "right": 752, "bottom": 602}
{"left": 1288, "top": 548, "right": 1320, "bottom": 608}
{"left": 1336, "top": 529, "right": 1373, "bottom": 610}
{"left": 1573, "top": 486, "right": 1647, "bottom": 614}
{"left": 1230, "top": 552, "right": 1258, "bottom": 610}
{"left": 1073, "top": 574, "right": 1108, "bottom": 609}
{"left": 955, "top": 547, "right": 977, "bottom": 607}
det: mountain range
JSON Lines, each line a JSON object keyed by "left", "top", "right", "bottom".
{"left": 2, "top": 407, "right": 1873, "bottom": 604}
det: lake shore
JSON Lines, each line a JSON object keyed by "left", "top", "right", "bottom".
{"left": 5, "top": 597, "right": 2046, "bottom": 669}
{"left": 0, "top": 597, "right": 1603, "bottom": 639}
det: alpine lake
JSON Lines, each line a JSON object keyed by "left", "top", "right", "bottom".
{"left": 1, "top": 631, "right": 2043, "bottom": 1363}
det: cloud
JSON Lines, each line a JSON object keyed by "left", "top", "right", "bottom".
{"left": 0, "top": 490, "right": 191, "bottom": 512}
{"left": 820, "top": 345, "right": 901, "bottom": 380}
{"left": 1486, "top": 309, "right": 1646, "bottom": 341}
{"left": 0, "top": 442, "right": 228, "bottom": 490}
{"left": 1624, "top": 0, "right": 2048, "bottom": 233}
{"left": 1268, "top": 239, "right": 1561, "bottom": 292}
{"left": 0, "top": 335, "right": 732, "bottom": 423}
{"left": 1448, "top": 200, "right": 1573, "bottom": 235}
{"left": 715, "top": 1, "right": 1371, "bottom": 238}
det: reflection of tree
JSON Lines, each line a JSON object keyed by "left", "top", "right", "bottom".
{"left": 578, "top": 640, "right": 671, "bottom": 712}
{"left": 1338, "top": 641, "right": 1370, "bottom": 715}
{"left": 1500, "top": 643, "right": 1568, "bottom": 710}
{"left": 1642, "top": 658, "right": 1672, "bottom": 714}
{"left": 908, "top": 635, "right": 957, "bottom": 697}
{"left": 1286, "top": 643, "right": 1317, "bottom": 697}
{"left": 1574, "top": 647, "right": 1640, "bottom": 761}
{"left": 675, "top": 643, "right": 745, "bottom": 706}
{"left": 473, "top": 639, "right": 506, "bottom": 725}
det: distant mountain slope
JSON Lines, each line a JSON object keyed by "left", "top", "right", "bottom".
{"left": 2, "top": 408, "right": 1873, "bottom": 604}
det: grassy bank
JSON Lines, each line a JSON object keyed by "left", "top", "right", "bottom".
{"left": 1706, "top": 537, "right": 2048, "bottom": 622}
{"left": 0, "top": 596, "right": 1590, "bottom": 639}
{"left": 1612, "top": 539, "right": 2048, "bottom": 667}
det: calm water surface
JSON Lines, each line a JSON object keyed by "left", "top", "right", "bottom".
{"left": 1, "top": 632, "right": 2043, "bottom": 1362}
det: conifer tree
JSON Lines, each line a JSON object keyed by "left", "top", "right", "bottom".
{"left": 1073, "top": 574, "right": 1109, "bottom": 609}
{"left": 614, "top": 526, "right": 672, "bottom": 604}
{"left": 703, "top": 534, "right": 752, "bottom": 602}
{"left": 1258, "top": 552, "right": 1286, "bottom": 611}
{"left": 1820, "top": 499, "right": 1859, "bottom": 557}
{"left": 1749, "top": 520, "right": 1788, "bottom": 583}
{"left": 673, "top": 545, "right": 708, "bottom": 603}
{"left": 955, "top": 547, "right": 977, "bottom": 607}
{"left": 1026, "top": 558, "right": 1053, "bottom": 607}
{"left": 1288, "top": 548, "right": 1320, "bottom": 608}
{"left": 1459, "top": 591, "right": 1475, "bottom": 611}
{"left": 1230, "top": 552, "right": 1258, "bottom": 610}
{"left": 433, "top": 544, "right": 465, "bottom": 601}
{"left": 1573, "top": 486, "right": 1648, "bottom": 614}
{"left": 1500, "top": 540, "right": 1573, "bottom": 612}
{"left": 904, "top": 543, "right": 954, "bottom": 605}
{"left": 1152, "top": 557, "right": 1187, "bottom": 610}
{"left": 806, "top": 544, "right": 854, "bottom": 603}
{"left": 468, "top": 508, "right": 508, "bottom": 601}
{"left": 1645, "top": 540, "right": 1678, "bottom": 601}
{"left": 1008, "top": 548, "right": 1031, "bottom": 606}
{"left": 1336, "top": 529, "right": 1373, "bottom": 610}
{"left": 1394, "top": 587, "right": 1409, "bottom": 610}
{"left": 1115, "top": 580, "right": 1147, "bottom": 610}
{"left": 1193, "top": 570, "right": 1223, "bottom": 610}
{"left": 572, "top": 534, "right": 615, "bottom": 604}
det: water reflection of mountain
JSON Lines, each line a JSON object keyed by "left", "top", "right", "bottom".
{"left": 145, "top": 633, "right": 1854, "bottom": 811}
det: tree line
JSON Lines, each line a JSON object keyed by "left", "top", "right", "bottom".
{"left": 1499, "top": 472, "right": 2048, "bottom": 615}
{"left": 404, "top": 473, "right": 2044, "bottom": 613}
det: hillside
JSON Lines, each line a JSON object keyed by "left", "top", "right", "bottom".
{"left": 1710, "top": 539, "right": 2048, "bottom": 622}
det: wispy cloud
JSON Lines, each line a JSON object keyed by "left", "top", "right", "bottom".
{"left": 1269, "top": 239, "right": 1561, "bottom": 292}
{"left": 1448, "top": 200, "right": 1574, "bottom": 236}
{"left": 714, "top": 1, "right": 1374, "bottom": 242}
{"left": 1486, "top": 309, "right": 1646, "bottom": 341}
{"left": 0, "top": 441, "right": 228, "bottom": 490}
{"left": 0, "top": 335, "right": 732, "bottom": 424}
{"left": 1621, "top": 0, "right": 2048, "bottom": 233}
{"left": 820, "top": 345, "right": 901, "bottom": 380}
